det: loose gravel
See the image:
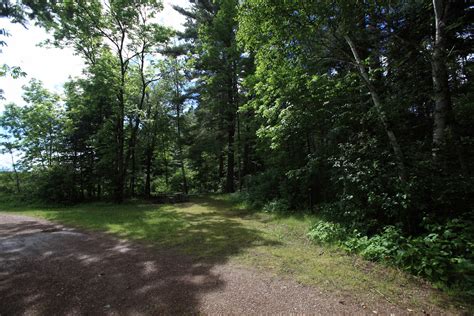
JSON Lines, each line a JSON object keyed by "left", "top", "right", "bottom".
{"left": 0, "top": 214, "right": 424, "bottom": 315}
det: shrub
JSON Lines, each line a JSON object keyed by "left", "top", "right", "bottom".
{"left": 33, "top": 165, "right": 79, "bottom": 203}
{"left": 240, "top": 170, "right": 282, "bottom": 208}
{"left": 399, "top": 218, "right": 474, "bottom": 291}
{"left": 338, "top": 219, "right": 474, "bottom": 294}
{"left": 343, "top": 226, "right": 404, "bottom": 261}
{"left": 308, "top": 220, "right": 347, "bottom": 243}
{"left": 262, "top": 199, "right": 290, "bottom": 213}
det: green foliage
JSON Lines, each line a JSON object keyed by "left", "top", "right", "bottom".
{"left": 0, "top": 171, "right": 17, "bottom": 193}
{"left": 400, "top": 219, "right": 474, "bottom": 291}
{"left": 309, "top": 218, "right": 474, "bottom": 295}
{"left": 240, "top": 170, "right": 281, "bottom": 208}
{"left": 343, "top": 226, "right": 404, "bottom": 261}
{"left": 328, "top": 137, "right": 411, "bottom": 230}
{"left": 0, "top": 64, "right": 26, "bottom": 79}
{"left": 262, "top": 199, "right": 289, "bottom": 214}
{"left": 32, "top": 165, "right": 78, "bottom": 203}
{"left": 308, "top": 220, "right": 347, "bottom": 244}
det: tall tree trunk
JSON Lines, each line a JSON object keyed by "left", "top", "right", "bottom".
{"left": 225, "top": 60, "right": 238, "bottom": 193}
{"left": 115, "top": 97, "right": 125, "bottom": 202}
{"left": 174, "top": 62, "right": 188, "bottom": 194}
{"left": 144, "top": 97, "right": 157, "bottom": 198}
{"left": 237, "top": 112, "right": 242, "bottom": 190}
{"left": 430, "top": 0, "right": 468, "bottom": 174}
{"left": 176, "top": 103, "right": 188, "bottom": 194}
{"left": 125, "top": 47, "right": 148, "bottom": 197}
{"left": 115, "top": 61, "right": 126, "bottom": 203}
{"left": 344, "top": 35, "right": 407, "bottom": 182}
{"left": 431, "top": 0, "right": 450, "bottom": 162}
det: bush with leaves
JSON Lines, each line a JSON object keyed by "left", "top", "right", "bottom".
{"left": 32, "top": 165, "right": 79, "bottom": 203}
{"left": 400, "top": 218, "right": 474, "bottom": 291}
{"left": 309, "top": 217, "right": 474, "bottom": 294}
{"left": 342, "top": 226, "right": 405, "bottom": 261}
{"left": 240, "top": 170, "right": 282, "bottom": 208}
{"left": 329, "top": 138, "right": 411, "bottom": 232}
{"left": 308, "top": 220, "right": 348, "bottom": 244}
{"left": 262, "top": 199, "right": 290, "bottom": 213}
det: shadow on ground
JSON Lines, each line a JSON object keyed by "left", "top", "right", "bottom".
{"left": 0, "top": 197, "right": 280, "bottom": 315}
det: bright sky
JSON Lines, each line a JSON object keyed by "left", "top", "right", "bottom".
{"left": 0, "top": 0, "right": 189, "bottom": 169}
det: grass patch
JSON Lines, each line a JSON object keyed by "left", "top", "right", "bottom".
{"left": 0, "top": 194, "right": 470, "bottom": 313}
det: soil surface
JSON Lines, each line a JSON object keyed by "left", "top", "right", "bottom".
{"left": 0, "top": 214, "right": 430, "bottom": 315}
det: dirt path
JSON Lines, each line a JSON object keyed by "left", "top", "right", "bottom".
{"left": 0, "top": 214, "right": 419, "bottom": 315}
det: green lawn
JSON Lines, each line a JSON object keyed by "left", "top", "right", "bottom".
{"left": 0, "top": 195, "right": 467, "bottom": 313}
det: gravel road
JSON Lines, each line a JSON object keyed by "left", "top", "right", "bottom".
{"left": 0, "top": 213, "right": 421, "bottom": 315}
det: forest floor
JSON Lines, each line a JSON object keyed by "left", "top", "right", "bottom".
{"left": 0, "top": 196, "right": 470, "bottom": 315}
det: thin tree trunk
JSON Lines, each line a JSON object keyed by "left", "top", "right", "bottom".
{"left": 174, "top": 61, "right": 188, "bottom": 194}
{"left": 144, "top": 119, "right": 154, "bottom": 198}
{"left": 48, "top": 129, "right": 53, "bottom": 168}
{"left": 130, "top": 150, "right": 136, "bottom": 196}
{"left": 114, "top": 58, "right": 126, "bottom": 203}
{"left": 344, "top": 35, "right": 407, "bottom": 182}
{"left": 237, "top": 112, "right": 242, "bottom": 190}
{"left": 125, "top": 118, "right": 139, "bottom": 195}
{"left": 218, "top": 151, "right": 224, "bottom": 179}
{"left": 144, "top": 97, "right": 157, "bottom": 198}
{"left": 164, "top": 149, "right": 169, "bottom": 187}
{"left": 79, "top": 161, "right": 85, "bottom": 201}
{"left": 225, "top": 119, "right": 235, "bottom": 193}
{"left": 125, "top": 46, "right": 148, "bottom": 196}
{"left": 72, "top": 150, "right": 78, "bottom": 199}
{"left": 144, "top": 148, "right": 152, "bottom": 197}
{"left": 176, "top": 104, "right": 188, "bottom": 194}
{"left": 225, "top": 60, "right": 238, "bottom": 193}
{"left": 114, "top": 25, "right": 128, "bottom": 203}
{"left": 88, "top": 152, "right": 94, "bottom": 200}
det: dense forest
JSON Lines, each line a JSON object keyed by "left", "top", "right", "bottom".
{"left": 1, "top": 0, "right": 473, "bottom": 295}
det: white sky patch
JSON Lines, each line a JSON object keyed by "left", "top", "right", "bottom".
{"left": 0, "top": 21, "right": 85, "bottom": 108}
{"left": 0, "top": 149, "right": 21, "bottom": 171}
{"left": 0, "top": 154, "right": 12, "bottom": 170}
{"left": 160, "top": 0, "right": 189, "bottom": 30}
{"left": 0, "top": 0, "right": 189, "bottom": 169}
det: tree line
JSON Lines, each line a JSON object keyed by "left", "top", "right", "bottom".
{"left": 1, "top": 0, "right": 473, "bottom": 247}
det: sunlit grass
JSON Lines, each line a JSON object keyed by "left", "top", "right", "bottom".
{"left": 0, "top": 194, "right": 467, "bottom": 312}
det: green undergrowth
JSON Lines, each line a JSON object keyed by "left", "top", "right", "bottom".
{"left": 0, "top": 194, "right": 470, "bottom": 313}
{"left": 307, "top": 216, "right": 474, "bottom": 300}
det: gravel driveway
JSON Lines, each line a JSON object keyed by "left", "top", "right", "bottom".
{"left": 0, "top": 213, "right": 417, "bottom": 315}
